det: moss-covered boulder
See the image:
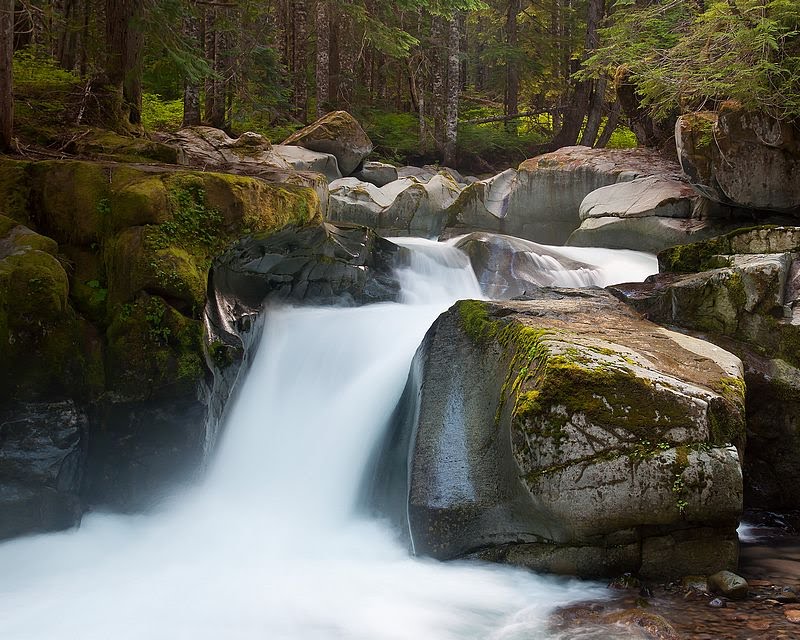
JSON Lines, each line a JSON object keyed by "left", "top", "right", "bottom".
{"left": 676, "top": 105, "right": 800, "bottom": 214}
{"left": 0, "top": 158, "right": 322, "bottom": 524}
{"left": 282, "top": 110, "right": 373, "bottom": 175}
{"left": 372, "top": 289, "right": 745, "bottom": 579}
{"left": 610, "top": 227, "right": 800, "bottom": 510}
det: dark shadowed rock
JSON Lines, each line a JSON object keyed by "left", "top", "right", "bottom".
{"left": 0, "top": 402, "right": 86, "bottom": 540}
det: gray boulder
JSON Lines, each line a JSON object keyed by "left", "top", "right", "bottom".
{"left": 170, "top": 126, "right": 290, "bottom": 170}
{"left": 272, "top": 144, "right": 341, "bottom": 181}
{"left": 282, "top": 110, "right": 373, "bottom": 175}
{"left": 373, "top": 290, "right": 745, "bottom": 579}
{"left": 354, "top": 161, "right": 398, "bottom": 187}
{"left": 610, "top": 227, "right": 800, "bottom": 510}
{"left": 445, "top": 146, "right": 685, "bottom": 244}
{"left": 676, "top": 105, "right": 800, "bottom": 214}
{"left": 328, "top": 174, "right": 462, "bottom": 236}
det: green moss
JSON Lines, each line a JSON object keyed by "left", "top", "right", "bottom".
{"left": 0, "top": 159, "right": 33, "bottom": 223}
{"left": 106, "top": 295, "right": 205, "bottom": 398}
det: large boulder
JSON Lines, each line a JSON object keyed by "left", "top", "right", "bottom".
{"left": 445, "top": 146, "right": 685, "bottom": 244}
{"left": 610, "top": 226, "right": 800, "bottom": 510}
{"left": 327, "top": 174, "right": 462, "bottom": 236}
{"left": 282, "top": 110, "right": 373, "bottom": 175}
{"left": 676, "top": 104, "right": 800, "bottom": 214}
{"left": 372, "top": 290, "right": 745, "bottom": 579}
{"left": 353, "top": 161, "right": 398, "bottom": 187}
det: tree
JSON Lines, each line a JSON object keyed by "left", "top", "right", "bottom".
{"left": 0, "top": 0, "right": 12, "bottom": 150}
{"left": 105, "top": 0, "right": 144, "bottom": 126}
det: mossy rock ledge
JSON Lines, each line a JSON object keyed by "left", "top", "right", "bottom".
{"left": 371, "top": 289, "right": 745, "bottom": 580}
{"left": 611, "top": 226, "right": 800, "bottom": 510}
{"left": 0, "top": 159, "right": 322, "bottom": 533}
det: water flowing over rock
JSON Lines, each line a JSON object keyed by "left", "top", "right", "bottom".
{"left": 453, "top": 232, "right": 602, "bottom": 298}
{"left": 282, "top": 110, "right": 373, "bottom": 175}
{"left": 676, "top": 105, "right": 800, "bottom": 214}
{"left": 445, "top": 146, "right": 685, "bottom": 244}
{"left": 610, "top": 226, "right": 800, "bottom": 510}
{"left": 327, "top": 174, "right": 462, "bottom": 236}
{"left": 374, "top": 289, "right": 745, "bottom": 579}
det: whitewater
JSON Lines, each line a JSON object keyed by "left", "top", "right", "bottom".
{"left": 0, "top": 239, "right": 656, "bottom": 639}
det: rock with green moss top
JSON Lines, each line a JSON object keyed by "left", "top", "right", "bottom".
{"left": 375, "top": 289, "right": 744, "bottom": 579}
{"left": 659, "top": 226, "right": 800, "bottom": 273}
{"left": 676, "top": 105, "right": 800, "bottom": 213}
{"left": 67, "top": 129, "right": 179, "bottom": 164}
{"left": 282, "top": 110, "right": 373, "bottom": 175}
{"left": 612, "top": 241, "right": 800, "bottom": 510}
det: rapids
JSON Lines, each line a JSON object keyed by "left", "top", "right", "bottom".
{"left": 0, "top": 239, "right": 657, "bottom": 640}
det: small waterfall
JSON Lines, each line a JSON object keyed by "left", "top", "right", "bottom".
{"left": 0, "top": 238, "right": 659, "bottom": 640}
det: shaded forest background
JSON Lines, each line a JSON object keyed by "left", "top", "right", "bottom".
{"left": 1, "top": 0, "right": 798, "bottom": 171}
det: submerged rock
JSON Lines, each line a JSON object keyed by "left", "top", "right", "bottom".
{"left": 454, "top": 231, "right": 601, "bottom": 298}
{"left": 374, "top": 289, "right": 745, "bottom": 579}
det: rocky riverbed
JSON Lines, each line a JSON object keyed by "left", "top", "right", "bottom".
{"left": 552, "top": 513, "right": 800, "bottom": 639}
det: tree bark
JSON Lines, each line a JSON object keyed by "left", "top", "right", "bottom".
{"left": 315, "top": 0, "right": 329, "bottom": 118}
{"left": 505, "top": 0, "right": 520, "bottom": 132}
{"left": 293, "top": 0, "right": 307, "bottom": 122}
{"left": 595, "top": 97, "right": 621, "bottom": 148}
{"left": 105, "top": 0, "right": 144, "bottom": 126}
{"left": 182, "top": 4, "right": 201, "bottom": 127}
{"left": 443, "top": 15, "right": 460, "bottom": 167}
{"left": 430, "top": 15, "right": 445, "bottom": 151}
{"left": 580, "top": 76, "right": 606, "bottom": 146}
{"left": 0, "top": 0, "right": 13, "bottom": 151}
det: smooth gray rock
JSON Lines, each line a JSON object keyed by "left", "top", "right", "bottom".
{"left": 445, "top": 146, "right": 687, "bottom": 244}
{"left": 709, "top": 570, "right": 749, "bottom": 600}
{"left": 579, "top": 176, "right": 698, "bottom": 221}
{"left": 354, "top": 161, "right": 398, "bottom": 187}
{"left": 272, "top": 144, "right": 341, "bottom": 181}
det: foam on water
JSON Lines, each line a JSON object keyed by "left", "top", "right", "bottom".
{"left": 0, "top": 238, "right": 657, "bottom": 640}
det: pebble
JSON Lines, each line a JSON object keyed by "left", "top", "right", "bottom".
{"left": 709, "top": 598, "right": 727, "bottom": 608}
{"left": 785, "top": 609, "right": 800, "bottom": 623}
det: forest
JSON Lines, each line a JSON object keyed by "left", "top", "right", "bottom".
{"left": 1, "top": 0, "right": 798, "bottom": 170}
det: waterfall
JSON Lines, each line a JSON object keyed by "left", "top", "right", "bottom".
{"left": 0, "top": 239, "right": 655, "bottom": 640}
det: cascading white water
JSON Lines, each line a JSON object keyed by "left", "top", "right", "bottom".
{"left": 0, "top": 240, "right": 655, "bottom": 640}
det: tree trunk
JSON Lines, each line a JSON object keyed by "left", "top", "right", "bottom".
{"left": 0, "top": 0, "right": 13, "bottom": 151}
{"left": 337, "top": 12, "right": 356, "bottom": 106}
{"left": 203, "top": 7, "right": 226, "bottom": 128}
{"left": 105, "top": 0, "right": 144, "bottom": 127}
{"left": 430, "top": 15, "right": 445, "bottom": 151}
{"left": 182, "top": 4, "right": 201, "bottom": 127}
{"left": 56, "top": 0, "right": 81, "bottom": 71}
{"left": 580, "top": 76, "right": 606, "bottom": 146}
{"left": 505, "top": 0, "right": 520, "bottom": 132}
{"left": 293, "top": 0, "right": 307, "bottom": 122}
{"left": 595, "top": 97, "right": 621, "bottom": 148}
{"left": 315, "top": 0, "right": 329, "bottom": 118}
{"left": 443, "top": 16, "right": 460, "bottom": 167}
